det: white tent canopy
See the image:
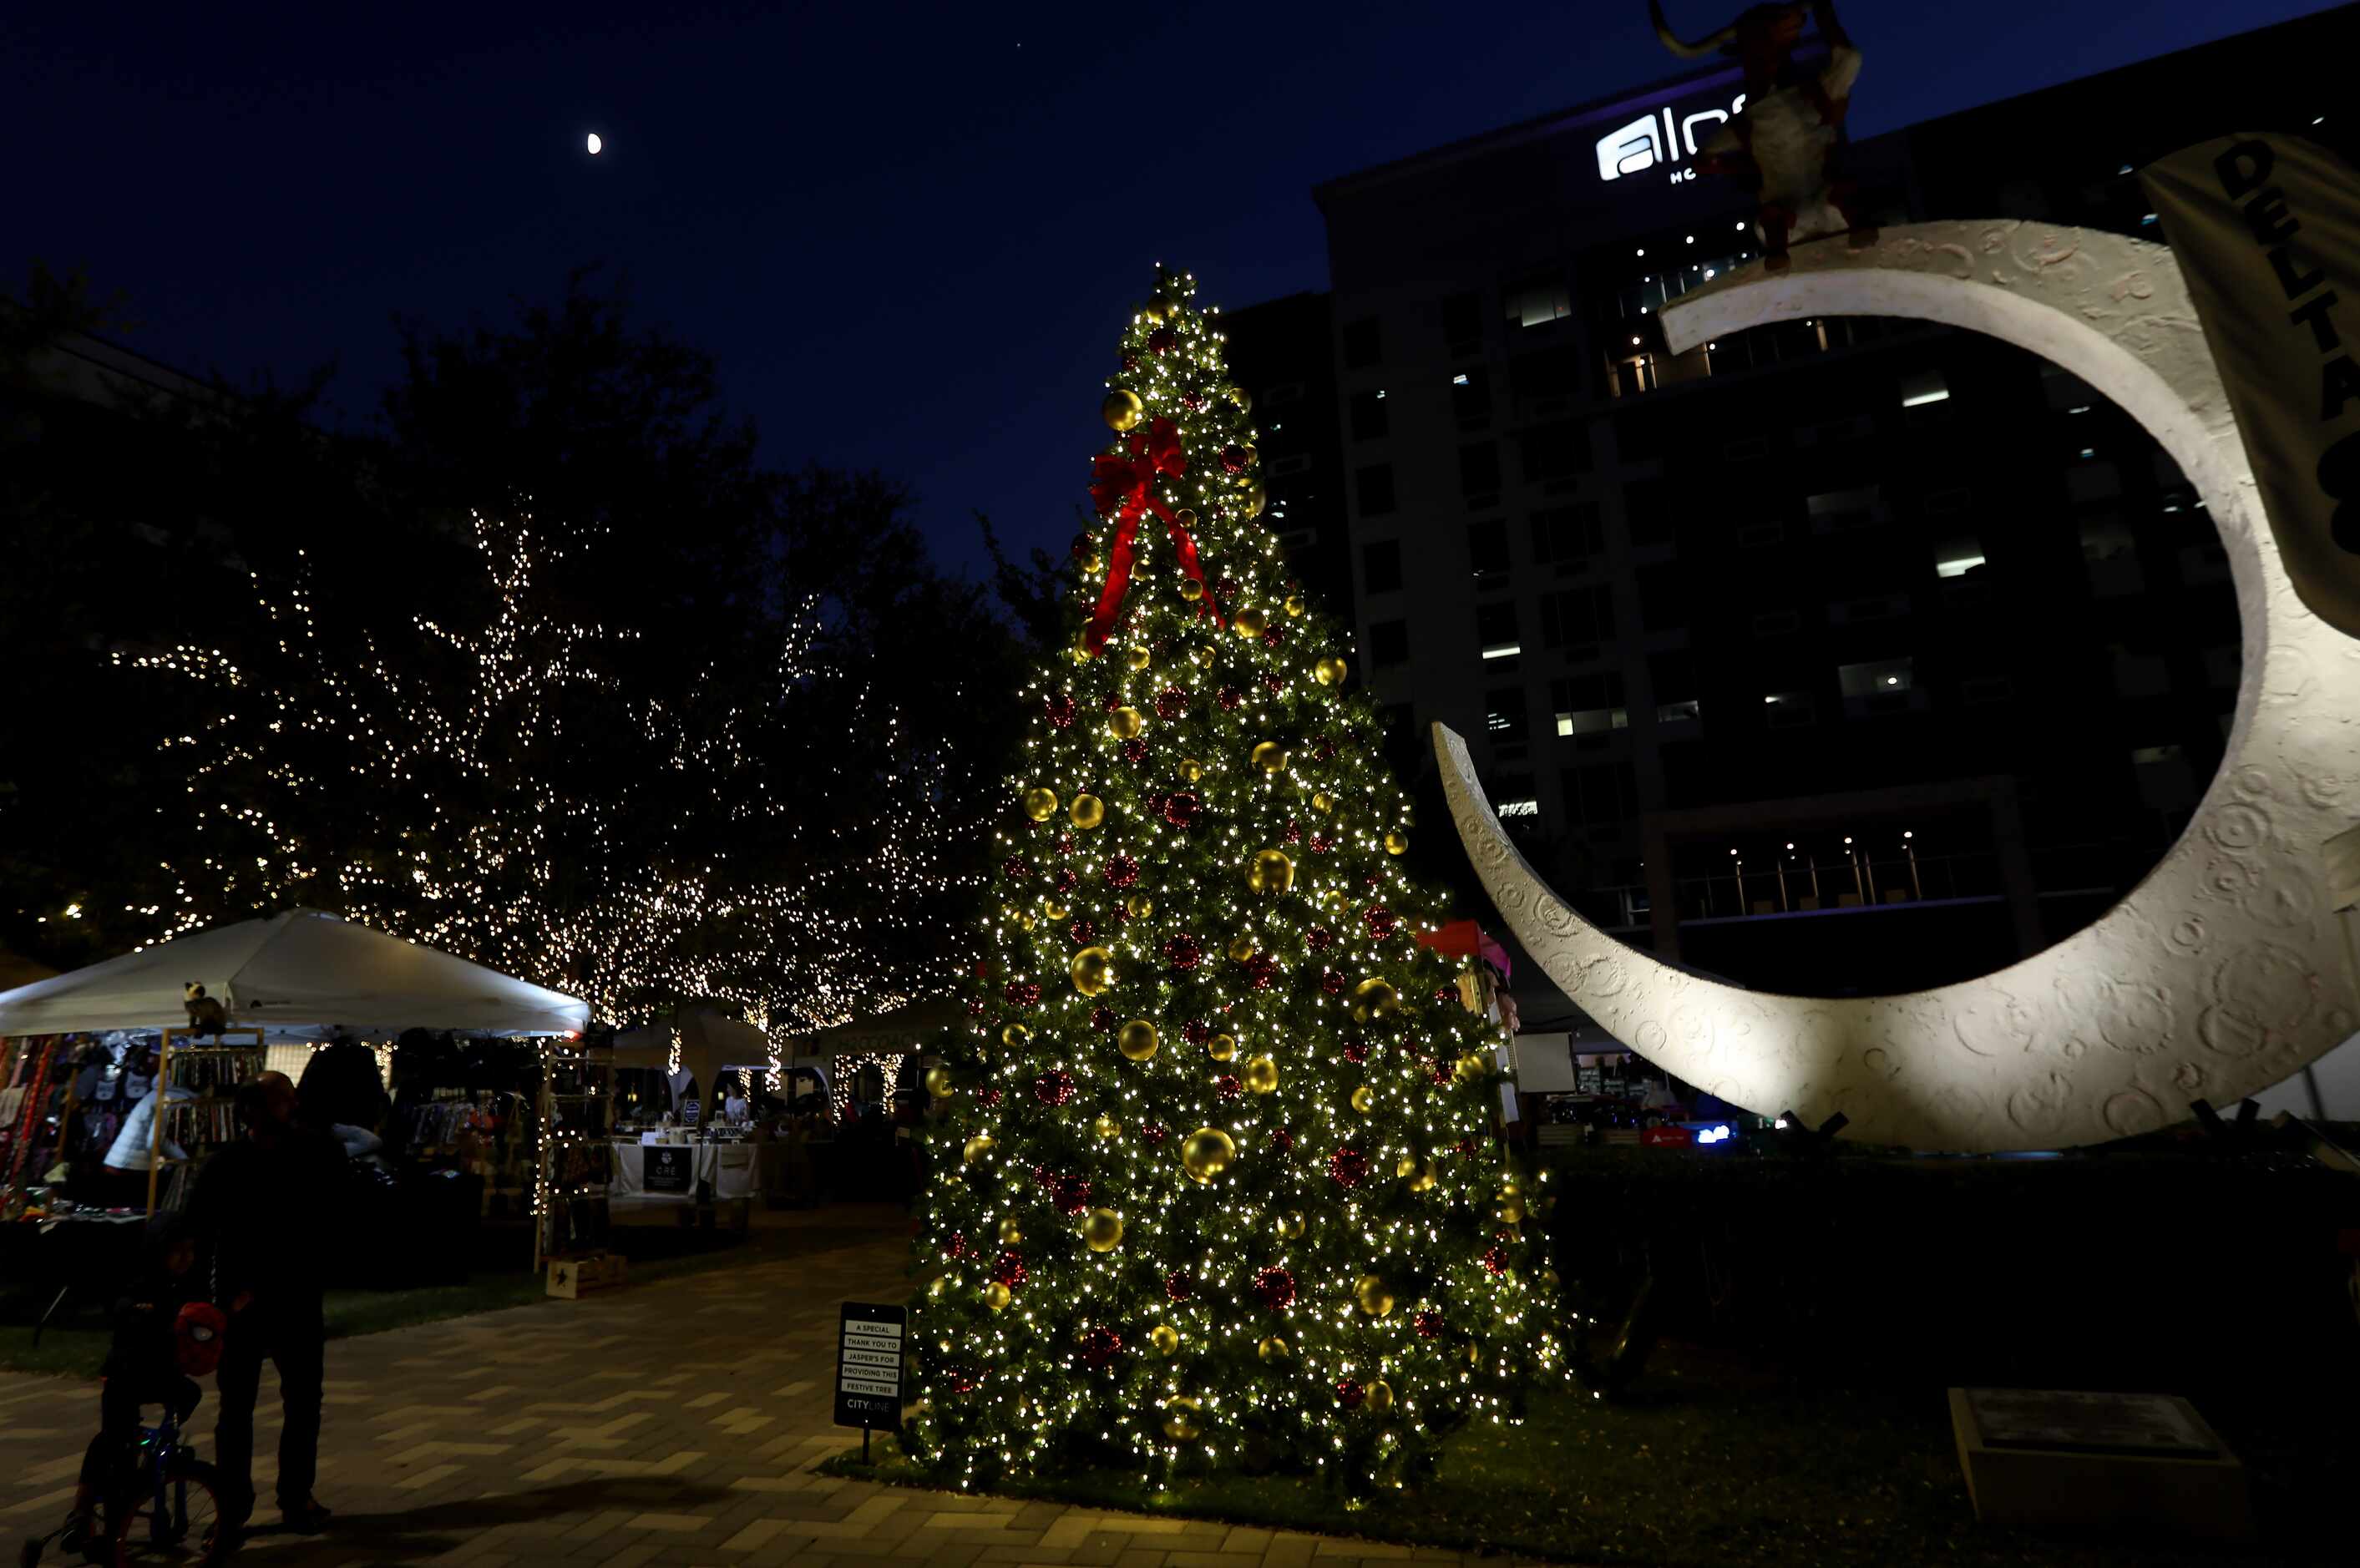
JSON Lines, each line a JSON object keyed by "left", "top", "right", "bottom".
{"left": 0, "top": 908, "right": 589, "bottom": 1038}
{"left": 606, "top": 1004, "right": 771, "bottom": 1125}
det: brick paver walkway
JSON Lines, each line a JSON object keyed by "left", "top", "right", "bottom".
{"left": 1, "top": 1224, "right": 1531, "bottom": 1568}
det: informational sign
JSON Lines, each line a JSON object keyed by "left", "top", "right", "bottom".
{"left": 834, "top": 1302, "right": 905, "bottom": 1431}
{"left": 643, "top": 1145, "right": 693, "bottom": 1196}
{"left": 2143, "top": 135, "right": 2360, "bottom": 639}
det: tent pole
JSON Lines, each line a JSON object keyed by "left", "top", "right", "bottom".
{"left": 146, "top": 1028, "right": 175, "bottom": 1217}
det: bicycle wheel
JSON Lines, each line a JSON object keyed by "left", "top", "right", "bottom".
{"left": 106, "top": 1458, "right": 229, "bottom": 1567}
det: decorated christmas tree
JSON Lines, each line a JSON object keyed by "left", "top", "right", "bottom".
{"left": 907, "top": 269, "right": 1562, "bottom": 1497}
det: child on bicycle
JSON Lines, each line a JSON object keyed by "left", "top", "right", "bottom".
{"left": 59, "top": 1216, "right": 220, "bottom": 1554}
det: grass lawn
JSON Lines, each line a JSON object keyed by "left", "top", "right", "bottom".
{"left": 826, "top": 1341, "right": 2346, "bottom": 1567}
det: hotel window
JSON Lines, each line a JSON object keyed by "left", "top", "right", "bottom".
{"left": 1361, "top": 539, "right": 1402, "bottom": 594}
{"left": 1763, "top": 691, "right": 1816, "bottom": 727}
{"left": 1441, "top": 291, "right": 1482, "bottom": 351}
{"left": 1460, "top": 440, "right": 1502, "bottom": 498}
{"left": 1540, "top": 583, "right": 1614, "bottom": 649}
{"left": 1370, "top": 619, "right": 1410, "bottom": 666}
{"left": 1807, "top": 484, "right": 1884, "bottom": 533}
{"left": 1552, "top": 672, "right": 1627, "bottom": 736}
{"left": 1342, "top": 316, "right": 1382, "bottom": 369}
{"left": 1467, "top": 518, "right": 1511, "bottom": 580}
{"left": 1349, "top": 388, "right": 1389, "bottom": 442}
{"left": 1485, "top": 687, "right": 1529, "bottom": 743}
{"left": 1504, "top": 274, "right": 1572, "bottom": 328}
{"left": 1531, "top": 503, "right": 1604, "bottom": 566}
{"left": 1901, "top": 367, "right": 1951, "bottom": 407}
{"left": 1934, "top": 536, "right": 1986, "bottom": 579}
{"left": 2081, "top": 517, "right": 2143, "bottom": 595}
{"left": 1476, "top": 601, "right": 1522, "bottom": 661}
{"left": 1452, "top": 365, "right": 1493, "bottom": 428}
{"left": 1356, "top": 463, "right": 1397, "bottom": 517}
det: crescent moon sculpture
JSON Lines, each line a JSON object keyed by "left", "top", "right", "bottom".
{"left": 1440, "top": 220, "right": 2360, "bottom": 1151}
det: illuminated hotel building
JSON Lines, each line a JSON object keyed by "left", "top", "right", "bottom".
{"left": 1228, "top": 9, "right": 2357, "bottom": 1008}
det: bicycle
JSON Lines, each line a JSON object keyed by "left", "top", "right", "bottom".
{"left": 22, "top": 1398, "right": 232, "bottom": 1568}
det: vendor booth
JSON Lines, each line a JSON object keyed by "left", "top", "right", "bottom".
{"left": 599, "top": 1004, "right": 783, "bottom": 1213}
{"left": 0, "top": 910, "right": 589, "bottom": 1318}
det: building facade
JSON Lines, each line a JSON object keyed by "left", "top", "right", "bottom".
{"left": 1226, "top": 9, "right": 2357, "bottom": 1009}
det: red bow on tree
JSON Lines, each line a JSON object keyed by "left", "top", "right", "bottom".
{"left": 1085, "top": 417, "right": 1223, "bottom": 654}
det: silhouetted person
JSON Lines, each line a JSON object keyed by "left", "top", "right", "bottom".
{"left": 186, "top": 1070, "right": 344, "bottom": 1534}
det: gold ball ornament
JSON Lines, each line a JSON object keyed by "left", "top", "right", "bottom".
{"left": 1233, "top": 605, "right": 1269, "bottom": 639}
{"left": 1070, "top": 946, "right": 1114, "bottom": 995}
{"left": 1251, "top": 741, "right": 1289, "bottom": 774}
{"left": 1083, "top": 1208, "right": 1126, "bottom": 1252}
{"left": 1022, "top": 787, "right": 1059, "bottom": 822}
{"left": 1243, "top": 1055, "right": 1279, "bottom": 1095}
{"left": 1002, "top": 1022, "right": 1033, "bottom": 1047}
{"left": 1189, "top": 643, "right": 1214, "bottom": 667}
{"left": 1081, "top": 553, "right": 1102, "bottom": 575}
{"left": 1355, "top": 1274, "right": 1396, "bottom": 1317}
{"left": 1044, "top": 900, "right": 1069, "bottom": 921}
{"left": 1497, "top": 1189, "right": 1528, "bottom": 1226}
{"left": 1108, "top": 706, "right": 1144, "bottom": 740}
{"left": 962, "top": 1134, "right": 995, "bottom": 1166}
{"left": 1245, "top": 480, "right": 1268, "bottom": 518}
{"left": 1179, "top": 576, "right": 1205, "bottom": 602}
{"left": 1118, "top": 1019, "right": 1160, "bottom": 1061}
{"left": 1226, "top": 384, "right": 1253, "bottom": 413}
{"left": 1125, "top": 644, "right": 1152, "bottom": 671}
{"left": 1257, "top": 1336, "right": 1290, "bottom": 1363}
{"left": 1456, "top": 1050, "right": 1491, "bottom": 1082}
{"left": 1226, "top": 933, "right": 1257, "bottom": 962}
{"left": 1150, "top": 1324, "right": 1181, "bottom": 1357}
{"left": 924, "top": 1065, "right": 954, "bottom": 1096}
{"left": 1123, "top": 893, "right": 1154, "bottom": 918}
{"left": 1208, "top": 1033, "right": 1238, "bottom": 1062}
{"left": 1161, "top": 1396, "right": 1203, "bottom": 1442}
{"left": 926, "top": 1272, "right": 950, "bottom": 1299}
{"left": 1091, "top": 1112, "right": 1120, "bottom": 1141}
{"left": 1016, "top": 910, "right": 1036, "bottom": 931}
{"left": 1180, "top": 1126, "right": 1237, "bottom": 1184}
{"left": 1180, "top": 757, "right": 1206, "bottom": 782}
{"left": 1247, "top": 848, "right": 1294, "bottom": 895}
{"left": 1384, "top": 830, "right": 1409, "bottom": 856}
{"left": 983, "top": 1282, "right": 1012, "bottom": 1311}
{"left": 1314, "top": 656, "right": 1350, "bottom": 687}
{"left": 1284, "top": 594, "right": 1305, "bottom": 618}
{"left": 1102, "top": 389, "right": 1144, "bottom": 432}
{"left": 1070, "top": 794, "right": 1107, "bottom": 831}
{"left": 1398, "top": 1156, "right": 1439, "bottom": 1191}
{"left": 1468, "top": 1343, "right": 1483, "bottom": 1367}
{"left": 1350, "top": 1085, "right": 1375, "bottom": 1113}
{"left": 997, "top": 1216, "right": 1023, "bottom": 1246}
{"left": 1350, "top": 978, "right": 1400, "bottom": 1021}
{"left": 1173, "top": 507, "right": 1198, "bottom": 533}
{"left": 1366, "top": 1380, "right": 1395, "bottom": 1414}
{"left": 1141, "top": 302, "right": 1167, "bottom": 325}
{"left": 1276, "top": 1211, "right": 1305, "bottom": 1240}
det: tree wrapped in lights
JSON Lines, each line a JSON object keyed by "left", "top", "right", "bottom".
{"left": 907, "top": 271, "right": 1561, "bottom": 1498}
{"left": 120, "top": 504, "right": 965, "bottom": 1033}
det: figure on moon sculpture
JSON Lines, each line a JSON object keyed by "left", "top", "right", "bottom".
{"left": 1650, "top": 1, "right": 1876, "bottom": 270}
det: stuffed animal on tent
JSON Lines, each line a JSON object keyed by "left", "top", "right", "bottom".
{"left": 1649, "top": 0, "right": 1876, "bottom": 270}
{"left": 182, "top": 981, "right": 227, "bottom": 1037}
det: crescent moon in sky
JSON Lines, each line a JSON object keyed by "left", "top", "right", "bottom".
{"left": 586, "top": 132, "right": 603, "bottom": 155}
{"left": 1441, "top": 220, "right": 2360, "bottom": 1151}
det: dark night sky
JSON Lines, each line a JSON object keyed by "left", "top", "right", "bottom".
{"left": 8, "top": 1, "right": 2342, "bottom": 581}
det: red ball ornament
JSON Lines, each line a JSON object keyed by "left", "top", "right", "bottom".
{"left": 1216, "top": 687, "right": 1243, "bottom": 711}
{"left": 1079, "top": 1327, "right": 1124, "bottom": 1368}
{"left": 1335, "top": 1378, "right": 1365, "bottom": 1409}
{"left": 1244, "top": 953, "right": 1279, "bottom": 990}
{"left": 1045, "top": 693, "right": 1076, "bottom": 729}
{"left": 1269, "top": 1125, "right": 1294, "bottom": 1153}
{"left": 945, "top": 1363, "right": 983, "bottom": 1395}
{"left": 1166, "top": 1269, "right": 1194, "bottom": 1302}
{"left": 1122, "top": 737, "right": 1150, "bottom": 765}
{"left": 1306, "top": 927, "right": 1334, "bottom": 953}
{"left": 1033, "top": 1070, "right": 1075, "bottom": 1106}
{"left": 1121, "top": 353, "right": 1139, "bottom": 372}
{"left": 1481, "top": 1245, "right": 1509, "bottom": 1275}
{"left": 1069, "top": 918, "right": 1098, "bottom": 946}
{"left": 1342, "top": 1040, "right": 1370, "bottom": 1065}
{"left": 966, "top": 997, "right": 985, "bottom": 1016}
{"left": 1181, "top": 1019, "right": 1211, "bottom": 1044}
{"left": 1329, "top": 1146, "right": 1368, "bottom": 1188}
{"left": 974, "top": 960, "right": 992, "bottom": 980}
{"left": 1413, "top": 1309, "right": 1443, "bottom": 1339}
{"left": 1215, "top": 1073, "right": 1242, "bottom": 1100}
{"left": 1221, "top": 443, "right": 1249, "bottom": 473}
{"left": 992, "top": 1249, "right": 1029, "bottom": 1288}
{"left": 1433, "top": 985, "right": 1457, "bottom": 1004}
{"left": 1314, "top": 739, "right": 1338, "bottom": 762}
{"left": 1155, "top": 686, "right": 1190, "bottom": 721}
{"left": 1253, "top": 1267, "right": 1297, "bottom": 1311}
{"left": 1091, "top": 1006, "right": 1118, "bottom": 1032}
{"left": 1431, "top": 1061, "right": 1455, "bottom": 1086}
{"left": 1147, "top": 326, "right": 1178, "bottom": 355}
{"left": 978, "top": 1086, "right": 1003, "bottom": 1108}
{"left": 1263, "top": 672, "right": 1284, "bottom": 696}
{"left": 1261, "top": 625, "right": 1284, "bottom": 648}
{"left": 1103, "top": 853, "right": 1141, "bottom": 888}
{"left": 1052, "top": 867, "right": 1079, "bottom": 895}
{"left": 1142, "top": 1122, "right": 1169, "bottom": 1146}
{"left": 945, "top": 1232, "right": 970, "bottom": 1259}
{"left": 1181, "top": 392, "right": 1206, "bottom": 411}
{"left": 1004, "top": 980, "right": 1041, "bottom": 1009}
{"left": 1070, "top": 532, "right": 1096, "bottom": 562}
{"left": 1001, "top": 856, "right": 1030, "bottom": 881}
{"left": 1053, "top": 1175, "right": 1093, "bottom": 1215}
{"left": 1163, "top": 792, "right": 1202, "bottom": 828}
{"left": 1320, "top": 969, "right": 1345, "bottom": 996}
{"left": 1216, "top": 576, "right": 1240, "bottom": 599}
{"left": 1056, "top": 834, "right": 1076, "bottom": 857}
{"left": 1284, "top": 821, "right": 1303, "bottom": 845}
{"left": 1310, "top": 833, "right": 1336, "bottom": 854}
{"left": 1362, "top": 905, "right": 1399, "bottom": 940}
{"left": 1163, "top": 933, "right": 1203, "bottom": 972}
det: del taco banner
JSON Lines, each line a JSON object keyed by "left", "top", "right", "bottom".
{"left": 2143, "top": 134, "right": 2360, "bottom": 640}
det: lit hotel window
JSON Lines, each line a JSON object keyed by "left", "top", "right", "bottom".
{"left": 1900, "top": 368, "right": 1950, "bottom": 407}
{"left": 1476, "top": 601, "right": 1522, "bottom": 661}
{"left": 1557, "top": 707, "right": 1628, "bottom": 737}
{"left": 1505, "top": 277, "right": 1572, "bottom": 328}
{"left": 1934, "top": 538, "right": 1985, "bottom": 579}
{"left": 1496, "top": 798, "right": 1541, "bottom": 818}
